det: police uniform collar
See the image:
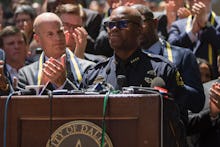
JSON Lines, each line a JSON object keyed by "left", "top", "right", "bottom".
{"left": 114, "top": 50, "right": 141, "bottom": 67}
{"left": 143, "top": 40, "right": 162, "bottom": 55}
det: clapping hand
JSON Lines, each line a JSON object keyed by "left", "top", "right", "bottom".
{"left": 166, "top": 0, "right": 177, "bottom": 29}
{"left": 191, "top": 1, "right": 208, "bottom": 33}
{"left": 177, "top": 7, "right": 191, "bottom": 19}
{"left": 73, "top": 27, "right": 88, "bottom": 59}
{"left": 42, "top": 54, "right": 66, "bottom": 87}
{"left": 209, "top": 82, "right": 220, "bottom": 117}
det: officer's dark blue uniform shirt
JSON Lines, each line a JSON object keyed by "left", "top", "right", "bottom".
{"left": 82, "top": 49, "right": 189, "bottom": 110}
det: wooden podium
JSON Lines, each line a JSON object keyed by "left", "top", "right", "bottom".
{"left": 0, "top": 94, "right": 162, "bottom": 147}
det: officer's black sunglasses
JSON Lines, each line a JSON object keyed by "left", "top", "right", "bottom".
{"left": 104, "top": 19, "right": 140, "bottom": 30}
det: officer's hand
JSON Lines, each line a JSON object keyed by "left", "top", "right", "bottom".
{"left": 42, "top": 55, "right": 66, "bottom": 87}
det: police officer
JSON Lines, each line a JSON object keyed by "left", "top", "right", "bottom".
{"left": 82, "top": 6, "right": 191, "bottom": 124}
{"left": 131, "top": 4, "right": 205, "bottom": 113}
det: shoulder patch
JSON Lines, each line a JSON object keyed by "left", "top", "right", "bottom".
{"left": 175, "top": 71, "right": 184, "bottom": 86}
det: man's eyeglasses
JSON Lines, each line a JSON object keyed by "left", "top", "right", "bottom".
{"left": 63, "top": 22, "right": 81, "bottom": 31}
{"left": 104, "top": 19, "right": 140, "bottom": 30}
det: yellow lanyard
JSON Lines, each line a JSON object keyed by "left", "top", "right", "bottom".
{"left": 208, "top": 11, "right": 216, "bottom": 65}
{"left": 67, "top": 49, "right": 82, "bottom": 82}
{"left": 186, "top": 15, "right": 192, "bottom": 32}
{"left": 166, "top": 41, "right": 173, "bottom": 62}
{"left": 37, "top": 49, "right": 82, "bottom": 85}
{"left": 37, "top": 53, "right": 44, "bottom": 85}
{"left": 186, "top": 12, "right": 216, "bottom": 65}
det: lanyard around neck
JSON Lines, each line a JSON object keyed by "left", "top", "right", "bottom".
{"left": 37, "top": 49, "right": 82, "bottom": 85}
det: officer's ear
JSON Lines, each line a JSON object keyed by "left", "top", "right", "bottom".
{"left": 136, "top": 25, "right": 143, "bottom": 41}
{"left": 153, "top": 18, "right": 158, "bottom": 29}
{"left": 136, "top": 24, "right": 143, "bottom": 35}
{"left": 34, "top": 33, "right": 40, "bottom": 44}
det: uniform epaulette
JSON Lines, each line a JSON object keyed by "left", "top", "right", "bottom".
{"left": 143, "top": 52, "right": 175, "bottom": 67}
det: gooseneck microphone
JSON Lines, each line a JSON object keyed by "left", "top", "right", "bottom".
{"left": 151, "top": 77, "right": 172, "bottom": 98}
{"left": 117, "top": 75, "right": 127, "bottom": 90}
{"left": 150, "top": 77, "right": 166, "bottom": 88}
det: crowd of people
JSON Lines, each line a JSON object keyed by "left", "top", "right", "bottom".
{"left": 0, "top": 0, "right": 220, "bottom": 146}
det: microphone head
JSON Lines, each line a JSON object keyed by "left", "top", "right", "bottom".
{"left": 150, "top": 77, "right": 166, "bottom": 88}
{"left": 151, "top": 77, "right": 170, "bottom": 97}
{"left": 117, "top": 75, "right": 127, "bottom": 90}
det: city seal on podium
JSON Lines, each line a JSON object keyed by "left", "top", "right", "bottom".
{"left": 46, "top": 120, "right": 113, "bottom": 147}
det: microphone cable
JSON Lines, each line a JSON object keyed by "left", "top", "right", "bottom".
{"left": 100, "top": 90, "right": 119, "bottom": 147}
{"left": 3, "top": 91, "right": 17, "bottom": 147}
{"left": 48, "top": 90, "right": 53, "bottom": 146}
{"left": 100, "top": 91, "right": 110, "bottom": 147}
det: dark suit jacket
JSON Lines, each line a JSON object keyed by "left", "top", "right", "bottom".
{"left": 17, "top": 50, "right": 95, "bottom": 91}
{"left": 187, "top": 109, "right": 220, "bottom": 147}
{"left": 186, "top": 79, "right": 220, "bottom": 147}
{"left": 94, "top": 17, "right": 114, "bottom": 57}
{"left": 168, "top": 13, "right": 220, "bottom": 77}
{"left": 83, "top": 8, "right": 102, "bottom": 54}
{"left": 157, "top": 14, "right": 168, "bottom": 40}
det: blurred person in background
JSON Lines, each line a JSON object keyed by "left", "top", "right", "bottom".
{"left": 42, "top": 0, "right": 102, "bottom": 54}
{"left": 14, "top": 4, "right": 36, "bottom": 45}
{"left": 0, "top": 2, "right": 3, "bottom": 30}
{"left": 0, "top": 26, "right": 28, "bottom": 89}
{"left": 32, "top": 2, "right": 42, "bottom": 15}
{"left": 168, "top": 0, "right": 220, "bottom": 78}
{"left": 187, "top": 81, "right": 220, "bottom": 147}
{"left": 55, "top": 3, "right": 106, "bottom": 62}
{"left": 55, "top": 3, "right": 87, "bottom": 59}
{"left": 89, "top": 0, "right": 107, "bottom": 18}
{"left": 197, "top": 58, "right": 213, "bottom": 83}
{"left": 155, "top": 0, "right": 191, "bottom": 40}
